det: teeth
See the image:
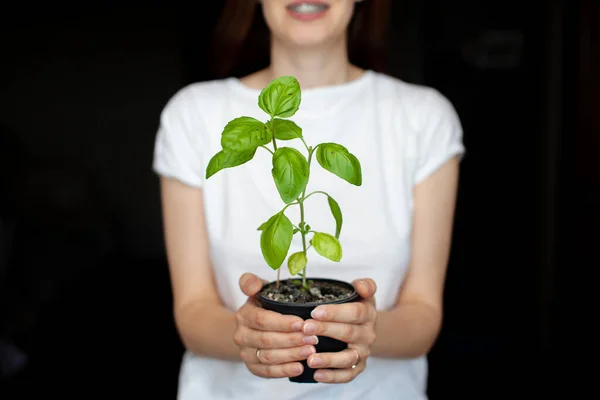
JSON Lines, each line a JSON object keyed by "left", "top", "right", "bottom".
{"left": 288, "top": 3, "right": 328, "bottom": 14}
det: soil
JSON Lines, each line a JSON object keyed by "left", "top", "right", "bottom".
{"left": 259, "top": 279, "right": 354, "bottom": 304}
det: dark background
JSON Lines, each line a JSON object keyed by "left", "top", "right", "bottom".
{"left": 0, "top": 0, "right": 596, "bottom": 398}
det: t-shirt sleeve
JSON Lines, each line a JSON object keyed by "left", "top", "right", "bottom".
{"left": 152, "top": 87, "right": 205, "bottom": 189}
{"left": 414, "top": 89, "right": 465, "bottom": 184}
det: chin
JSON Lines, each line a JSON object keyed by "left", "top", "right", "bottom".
{"left": 283, "top": 28, "right": 334, "bottom": 48}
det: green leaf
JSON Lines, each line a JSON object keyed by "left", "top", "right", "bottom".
{"left": 221, "top": 117, "right": 271, "bottom": 152}
{"left": 206, "top": 149, "right": 256, "bottom": 179}
{"left": 259, "top": 212, "right": 294, "bottom": 270}
{"left": 287, "top": 252, "right": 307, "bottom": 276}
{"left": 272, "top": 119, "right": 303, "bottom": 140}
{"left": 271, "top": 147, "right": 309, "bottom": 204}
{"left": 310, "top": 232, "right": 343, "bottom": 262}
{"left": 315, "top": 143, "right": 362, "bottom": 186}
{"left": 326, "top": 195, "right": 343, "bottom": 239}
{"left": 258, "top": 76, "right": 301, "bottom": 118}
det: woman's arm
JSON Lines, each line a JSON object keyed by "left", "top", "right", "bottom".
{"left": 160, "top": 176, "right": 240, "bottom": 361}
{"left": 371, "top": 156, "right": 460, "bottom": 358}
{"left": 160, "top": 177, "right": 310, "bottom": 371}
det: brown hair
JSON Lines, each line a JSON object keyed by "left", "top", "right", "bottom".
{"left": 210, "top": 0, "right": 390, "bottom": 78}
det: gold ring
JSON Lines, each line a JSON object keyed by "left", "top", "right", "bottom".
{"left": 350, "top": 349, "right": 361, "bottom": 369}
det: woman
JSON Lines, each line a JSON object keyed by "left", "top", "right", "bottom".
{"left": 153, "top": 0, "right": 464, "bottom": 399}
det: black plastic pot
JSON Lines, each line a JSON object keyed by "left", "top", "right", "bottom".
{"left": 256, "top": 278, "right": 359, "bottom": 383}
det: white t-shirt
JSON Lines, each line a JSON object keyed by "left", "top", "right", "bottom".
{"left": 152, "top": 70, "right": 465, "bottom": 400}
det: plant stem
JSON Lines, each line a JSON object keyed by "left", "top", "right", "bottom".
{"left": 298, "top": 147, "right": 315, "bottom": 289}
{"left": 260, "top": 145, "right": 274, "bottom": 155}
{"left": 300, "top": 137, "right": 310, "bottom": 153}
{"left": 269, "top": 120, "right": 278, "bottom": 151}
{"left": 276, "top": 268, "right": 280, "bottom": 288}
{"left": 282, "top": 202, "right": 299, "bottom": 212}
{"left": 303, "top": 190, "right": 329, "bottom": 201}
{"left": 299, "top": 199, "right": 308, "bottom": 289}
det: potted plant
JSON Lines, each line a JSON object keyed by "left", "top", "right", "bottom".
{"left": 205, "top": 76, "right": 363, "bottom": 383}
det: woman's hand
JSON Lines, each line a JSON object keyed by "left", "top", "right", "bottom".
{"left": 233, "top": 273, "right": 319, "bottom": 379}
{"left": 302, "top": 279, "right": 378, "bottom": 383}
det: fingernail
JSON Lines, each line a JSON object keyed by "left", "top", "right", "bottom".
{"left": 314, "top": 371, "right": 326, "bottom": 381}
{"left": 303, "top": 323, "right": 317, "bottom": 335}
{"left": 300, "top": 346, "right": 315, "bottom": 357}
{"left": 291, "top": 321, "right": 303, "bottom": 330}
{"left": 240, "top": 274, "right": 251, "bottom": 287}
{"left": 293, "top": 364, "right": 303, "bottom": 374}
{"left": 359, "top": 279, "right": 369, "bottom": 290}
{"left": 311, "top": 308, "right": 327, "bottom": 319}
{"left": 310, "top": 356, "right": 322, "bottom": 367}
{"left": 302, "top": 335, "right": 318, "bottom": 345}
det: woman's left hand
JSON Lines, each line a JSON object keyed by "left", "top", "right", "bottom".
{"left": 301, "top": 278, "right": 377, "bottom": 383}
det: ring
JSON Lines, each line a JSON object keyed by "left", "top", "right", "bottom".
{"left": 350, "top": 349, "right": 361, "bottom": 369}
{"left": 256, "top": 349, "right": 262, "bottom": 363}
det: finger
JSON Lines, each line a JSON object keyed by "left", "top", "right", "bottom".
{"left": 235, "top": 329, "right": 319, "bottom": 350}
{"left": 352, "top": 278, "right": 377, "bottom": 300}
{"left": 239, "top": 273, "right": 267, "bottom": 297}
{"left": 307, "top": 348, "right": 361, "bottom": 369}
{"left": 240, "top": 306, "right": 304, "bottom": 332}
{"left": 241, "top": 345, "right": 316, "bottom": 365}
{"left": 313, "top": 363, "right": 365, "bottom": 383}
{"left": 303, "top": 320, "right": 373, "bottom": 344}
{"left": 309, "top": 301, "right": 375, "bottom": 324}
{"left": 248, "top": 361, "right": 304, "bottom": 379}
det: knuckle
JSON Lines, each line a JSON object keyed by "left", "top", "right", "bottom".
{"left": 366, "top": 330, "right": 377, "bottom": 346}
{"left": 341, "top": 324, "right": 354, "bottom": 342}
{"left": 265, "top": 364, "right": 276, "bottom": 378}
{"left": 288, "top": 333, "right": 303, "bottom": 347}
{"left": 259, "top": 332, "right": 273, "bottom": 348}
{"left": 233, "top": 331, "right": 243, "bottom": 346}
{"left": 255, "top": 312, "right": 267, "bottom": 329}
{"left": 261, "top": 350, "right": 273, "bottom": 364}
{"left": 346, "top": 369, "right": 358, "bottom": 382}
{"left": 323, "top": 354, "right": 334, "bottom": 368}
{"left": 286, "top": 363, "right": 299, "bottom": 377}
{"left": 235, "top": 312, "right": 244, "bottom": 326}
{"left": 348, "top": 351, "right": 357, "bottom": 365}
{"left": 353, "top": 304, "right": 364, "bottom": 322}
{"left": 296, "top": 347, "right": 308, "bottom": 360}
{"left": 312, "top": 354, "right": 327, "bottom": 368}
{"left": 370, "top": 307, "right": 378, "bottom": 324}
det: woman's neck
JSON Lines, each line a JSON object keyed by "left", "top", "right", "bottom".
{"left": 241, "top": 37, "right": 364, "bottom": 90}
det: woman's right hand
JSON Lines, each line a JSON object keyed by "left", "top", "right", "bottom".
{"left": 234, "top": 273, "right": 318, "bottom": 378}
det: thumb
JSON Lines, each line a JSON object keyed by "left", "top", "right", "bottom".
{"left": 353, "top": 278, "right": 377, "bottom": 300}
{"left": 239, "top": 273, "right": 267, "bottom": 297}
